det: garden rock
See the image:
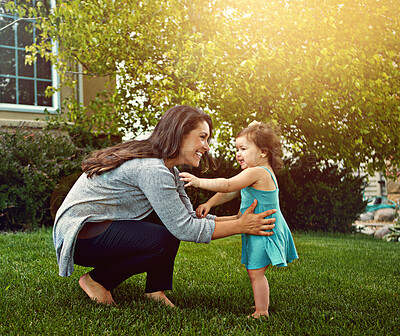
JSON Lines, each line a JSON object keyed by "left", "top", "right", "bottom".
{"left": 360, "top": 226, "right": 375, "bottom": 235}
{"left": 374, "top": 208, "right": 395, "bottom": 222}
{"left": 374, "top": 225, "right": 391, "bottom": 239}
{"left": 359, "top": 212, "right": 374, "bottom": 221}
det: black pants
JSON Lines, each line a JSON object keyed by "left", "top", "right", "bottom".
{"left": 74, "top": 217, "right": 180, "bottom": 293}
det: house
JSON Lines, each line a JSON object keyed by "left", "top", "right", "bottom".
{"left": 0, "top": 1, "right": 106, "bottom": 129}
{"left": 362, "top": 171, "right": 388, "bottom": 199}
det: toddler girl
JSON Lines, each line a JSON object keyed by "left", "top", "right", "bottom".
{"left": 179, "top": 121, "right": 298, "bottom": 318}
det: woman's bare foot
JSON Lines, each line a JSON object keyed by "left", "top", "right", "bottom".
{"left": 79, "top": 273, "right": 116, "bottom": 305}
{"left": 144, "top": 291, "right": 175, "bottom": 307}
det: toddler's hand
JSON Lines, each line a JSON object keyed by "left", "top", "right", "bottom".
{"left": 179, "top": 172, "right": 200, "bottom": 188}
{"left": 196, "top": 203, "right": 211, "bottom": 218}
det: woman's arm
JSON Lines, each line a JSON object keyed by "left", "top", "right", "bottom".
{"left": 138, "top": 164, "right": 273, "bottom": 243}
{"left": 179, "top": 168, "right": 260, "bottom": 193}
{"left": 212, "top": 200, "right": 275, "bottom": 240}
{"left": 138, "top": 164, "right": 216, "bottom": 243}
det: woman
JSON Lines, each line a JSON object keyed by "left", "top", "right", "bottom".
{"left": 53, "top": 105, "right": 276, "bottom": 307}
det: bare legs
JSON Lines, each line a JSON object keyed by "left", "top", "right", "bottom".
{"left": 247, "top": 265, "right": 270, "bottom": 318}
{"left": 79, "top": 265, "right": 269, "bottom": 313}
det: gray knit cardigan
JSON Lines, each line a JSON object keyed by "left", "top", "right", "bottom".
{"left": 53, "top": 158, "right": 216, "bottom": 277}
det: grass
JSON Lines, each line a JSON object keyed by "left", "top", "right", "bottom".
{"left": 0, "top": 229, "right": 398, "bottom": 335}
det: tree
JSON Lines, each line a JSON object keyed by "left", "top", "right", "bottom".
{"left": 9, "top": 0, "right": 400, "bottom": 175}
{"left": 211, "top": 0, "right": 400, "bottom": 176}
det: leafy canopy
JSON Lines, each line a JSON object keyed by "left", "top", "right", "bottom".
{"left": 9, "top": 0, "right": 400, "bottom": 175}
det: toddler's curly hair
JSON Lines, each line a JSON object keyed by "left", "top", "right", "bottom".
{"left": 236, "top": 121, "right": 284, "bottom": 170}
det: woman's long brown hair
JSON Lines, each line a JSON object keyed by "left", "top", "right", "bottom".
{"left": 82, "top": 105, "right": 214, "bottom": 177}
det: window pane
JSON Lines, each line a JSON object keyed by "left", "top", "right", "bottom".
{"left": 0, "top": 17, "right": 15, "bottom": 47}
{"left": 37, "top": 55, "right": 51, "bottom": 79}
{"left": 17, "top": 20, "right": 34, "bottom": 48}
{"left": 18, "top": 49, "right": 34, "bottom": 77}
{"left": 18, "top": 78, "right": 34, "bottom": 105}
{"left": 0, "top": 0, "right": 54, "bottom": 107}
{"left": 0, "top": 47, "right": 16, "bottom": 75}
{"left": 0, "top": 76, "right": 16, "bottom": 103}
{"left": 37, "top": 80, "right": 52, "bottom": 106}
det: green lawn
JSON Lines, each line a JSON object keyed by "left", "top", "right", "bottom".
{"left": 0, "top": 229, "right": 398, "bottom": 335}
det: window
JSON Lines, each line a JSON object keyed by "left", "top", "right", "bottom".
{"left": 0, "top": 0, "right": 59, "bottom": 112}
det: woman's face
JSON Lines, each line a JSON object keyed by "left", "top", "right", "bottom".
{"left": 178, "top": 121, "right": 210, "bottom": 167}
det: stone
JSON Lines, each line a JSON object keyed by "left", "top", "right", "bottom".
{"left": 374, "top": 208, "right": 395, "bottom": 222}
{"left": 359, "top": 212, "right": 374, "bottom": 221}
{"left": 374, "top": 225, "right": 391, "bottom": 238}
{"left": 360, "top": 226, "right": 376, "bottom": 235}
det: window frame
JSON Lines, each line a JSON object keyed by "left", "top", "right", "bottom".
{"left": 0, "top": 0, "right": 60, "bottom": 114}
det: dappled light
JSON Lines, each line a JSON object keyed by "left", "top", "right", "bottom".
{"left": 7, "top": 0, "right": 400, "bottom": 175}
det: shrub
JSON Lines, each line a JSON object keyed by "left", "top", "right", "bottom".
{"left": 0, "top": 126, "right": 84, "bottom": 231}
{"left": 277, "top": 157, "right": 367, "bottom": 233}
{"left": 44, "top": 106, "right": 123, "bottom": 152}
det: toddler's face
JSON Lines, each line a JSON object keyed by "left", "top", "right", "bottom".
{"left": 235, "top": 135, "right": 265, "bottom": 170}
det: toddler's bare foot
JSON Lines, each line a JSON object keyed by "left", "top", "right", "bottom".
{"left": 79, "top": 273, "right": 116, "bottom": 305}
{"left": 144, "top": 291, "right": 175, "bottom": 307}
{"left": 248, "top": 311, "right": 269, "bottom": 319}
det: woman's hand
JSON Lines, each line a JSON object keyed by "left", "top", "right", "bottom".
{"left": 239, "top": 199, "right": 276, "bottom": 236}
{"left": 179, "top": 172, "right": 200, "bottom": 188}
{"left": 211, "top": 199, "right": 275, "bottom": 240}
{"left": 196, "top": 203, "right": 211, "bottom": 218}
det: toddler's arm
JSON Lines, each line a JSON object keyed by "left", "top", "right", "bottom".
{"left": 196, "top": 191, "right": 239, "bottom": 218}
{"left": 179, "top": 168, "right": 260, "bottom": 193}
{"left": 216, "top": 211, "right": 241, "bottom": 222}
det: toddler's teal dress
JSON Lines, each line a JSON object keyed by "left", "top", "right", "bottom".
{"left": 240, "top": 167, "right": 298, "bottom": 269}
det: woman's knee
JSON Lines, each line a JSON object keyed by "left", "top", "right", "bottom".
{"left": 158, "top": 229, "right": 180, "bottom": 254}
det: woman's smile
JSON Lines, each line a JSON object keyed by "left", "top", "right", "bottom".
{"left": 178, "top": 121, "right": 210, "bottom": 167}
